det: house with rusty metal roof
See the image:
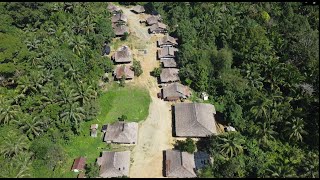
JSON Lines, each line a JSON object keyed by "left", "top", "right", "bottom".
{"left": 71, "top": 157, "right": 86, "bottom": 172}
{"left": 114, "top": 65, "right": 134, "bottom": 80}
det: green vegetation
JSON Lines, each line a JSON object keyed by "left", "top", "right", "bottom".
{"left": 85, "top": 163, "right": 100, "bottom": 178}
{"left": 119, "top": 115, "right": 128, "bottom": 121}
{"left": 120, "top": 31, "right": 129, "bottom": 41}
{"left": 151, "top": 67, "right": 162, "bottom": 77}
{"left": 98, "top": 84, "right": 151, "bottom": 123}
{"left": 0, "top": 2, "right": 116, "bottom": 178}
{"left": 174, "top": 137, "right": 196, "bottom": 154}
{"left": 119, "top": 75, "right": 126, "bottom": 87}
{"left": 132, "top": 59, "right": 143, "bottom": 77}
{"left": 145, "top": 2, "right": 319, "bottom": 178}
{"left": 0, "top": 2, "right": 318, "bottom": 178}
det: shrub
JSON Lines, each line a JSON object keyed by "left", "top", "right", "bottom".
{"left": 132, "top": 60, "right": 143, "bottom": 77}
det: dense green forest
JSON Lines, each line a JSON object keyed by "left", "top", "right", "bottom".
{"left": 141, "top": 2, "right": 319, "bottom": 178}
{"left": 0, "top": 2, "right": 115, "bottom": 177}
{"left": 0, "top": 2, "right": 319, "bottom": 178}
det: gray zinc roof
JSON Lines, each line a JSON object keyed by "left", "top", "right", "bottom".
{"left": 174, "top": 103, "right": 217, "bottom": 137}
{"left": 97, "top": 151, "right": 130, "bottom": 178}
{"left": 112, "top": 13, "right": 128, "bottom": 23}
{"left": 161, "top": 58, "right": 177, "bottom": 68}
{"left": 165, "top": 150, "right": 196, "bottom": 178}
{"left": 160, "top": 68, "right": 180, "bottom": 83}
{"left": 104, "top": 121, "right": 138, "bottom": 144}
{"left": 146, "top": 16, "right": 159, "bottom": 25}
{"left": 162, "top": 82, "right": 191, "bottom": 99}
{"left": 131, "top": 5, "right": 145, "bottom": 13}
{"left": 112, "top": 46, "right": 132, "bottom": 63}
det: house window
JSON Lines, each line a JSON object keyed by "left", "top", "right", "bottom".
{"left": 119, "top": 168, "right": 121, "bottom": 171}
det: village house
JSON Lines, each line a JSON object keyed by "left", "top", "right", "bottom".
{"left": 90, "top": 124, "right": 98, "bottom": 137}
{"left": 173, "top": 103, "right": 218, "bottom": 137}
{"left": 97, "top": 151, "right": 130, "bottom": 178}
{"left": 113, "top": 24, "right": 129, "bottom": 37}
{"left": 149, "top": 22, "right": 167, "bottom": 34}
{"left": 131, "top": 5, "right": 145, "bottom": 14}
{"left": 164, "top": 150, "right": 196, "bottom": 178}
{"left": 157, "top": 46, "right": 178, "bottom": 59}
{"left": 146, "top": 15, "right": 160, "bottom": 26}
{"left": 107, "top": 3, "right": 121, "bottom": 15}
{"left": 71, "top": 157, "right": 86, "bottom": 172}
{"left": 112, "top": 46, "right": 132, "bottom": 63}
{"left": 160, "top": 68, "right": 180, "bottom": 83}
{"left": 112, "top": 13, "right": 128, "bottom": 25}
{"left": 114, "top": 65, "right": 134, "bottom": 80}
{"left": 157, "top": 35, "right": 178, "bottom": 47}
{"left": 161, "top": 58, "right": 177, "bottom": 68}
{"left": 161, "top": 82, "right": 191, "bottom": 101}
{"left": 103, "top": 121, "right": 138, "bottom": 144}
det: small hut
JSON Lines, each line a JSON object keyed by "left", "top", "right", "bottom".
{"left": 71, "top": 157, "right": 86, "bottom": 172}
{"left": 201, "top": 92, "right": 209, "bottom": 101}
{"left": 131, "top": 5, "right": 145, "bottom": 14}
{"left": 91, "top": 124, "right": 98, "bottom": 137}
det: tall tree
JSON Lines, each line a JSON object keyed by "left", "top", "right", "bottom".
{"left": 0, "top": 132, "right": 29, "bottom": 158}
{"left": 15, "top": 115, "right": 46, "bottom": 140}
{"left": 284, "top": 117, "right": 307, "bottom": 142}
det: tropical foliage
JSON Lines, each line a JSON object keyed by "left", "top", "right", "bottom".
{"left": 0, "top": 2, "right": 115, "bottom": 177}
{"left": 143, "top": 2, "right": 319, "bottom": 178}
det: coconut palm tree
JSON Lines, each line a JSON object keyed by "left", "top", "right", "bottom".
{"left": 25, "top": 37, "right": 41, "bottom": 51}
{"left": 0, "top": 102, "right": 20, "bottom": 125}
{"left": 15, "top": 115, "right": 45, "bottom": 140}
{"left": 40, "top": 83, "right": 59, "bottom": 107}
{"left": 81, "top": 18, "right": 96, "bottom": 36}
{"left": 17, "top": 76, "right": 37, "bottom": 94}
{"left": 60, "top": 102, "right": 85, "bottom": 133}
{"left": 1, "top": 152, "right": 32, "bottom": 178}
{"left": 18, "top": 71, "right": 44, "bottom": 95}
{"left": 265, "top": 157, "right": 296, "bottom": 178}
{"left": 285, "top": 117, "right": 307, "bottom": 142}
{"left": 64, "top": 63, "right": 80, "bottom": 82}
{"left": 75, "top": 82, "right": 97, "bottom": 106}
{"left": 58, "top": 85, "right": 78, "bottom": 106}
{"left": 68, "top": 35, "right": 88, "bottom": 56}
{"left": 300, "top": 151, "right": 319, "bottom": 178}
{"left": 216, "top": 132, "right": 245, "bottom": 159}
{"left": 250, "top": 95, "right": 272, "bottom": 122}
{"left": 255, "top": 122, "right": 278, "bottom": 145}
{"left": 72, "top": 16, "right": 83, "bottom": 35}
{"left": 0, "top": 133, "right": 29, "bottom": 158}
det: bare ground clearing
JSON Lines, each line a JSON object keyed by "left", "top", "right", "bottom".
{"left": 117, "top": 6, "right": 175, "bottom": 178}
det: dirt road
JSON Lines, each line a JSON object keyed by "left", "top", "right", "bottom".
{"left": 117, "top": 6, "right": 175, "bottom": 178}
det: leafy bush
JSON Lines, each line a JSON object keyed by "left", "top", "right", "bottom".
{"left": 132, "top": 60, "right": 143, "bottom": 77}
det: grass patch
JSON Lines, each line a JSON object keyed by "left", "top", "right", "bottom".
{"left": 55, "top": 83, "right": 150, "bottom": 177}
{"left": 98, "top": 83, "right": 151, "bottom": 123}
{"left": 111, "top": 33, "right": 144, "bottom": 51}
{"left": 52, "top": 120, "right": 112, "bottom": 178}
